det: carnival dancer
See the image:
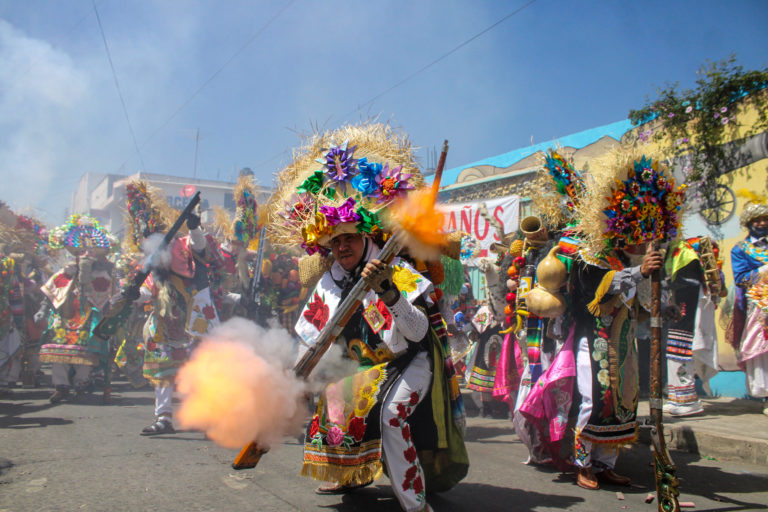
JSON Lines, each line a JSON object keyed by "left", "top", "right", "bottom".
{"left": 502, "top": 150, "right": 583, "bottom": 467}
{"left": 0, "top": 204, "right": 51, "bottom": 393}
{"left": 729, "top": 196, "right": 768, "bottom": 415}
{"left": 663, "top": 236, "right": 724, "bottom": 416}
{"left": 0, "top": 249, "right": 24, "bottom": 395}
{"left": 268, "top": 123, "right": 467, "bottom": 512}
{"left": 467, "top": 254, "right": 511, "bottom": 418}
{"left": 211, "top": 174, "right": 260, "bottom": 322}
{"left": 38, "top": 214, "right": 118, "bottom": 403}
{"left": 569, "top": 153, "right": 685, "bottom": 490}
{"left": 123, "top": 181, "right": 221, "bottom": 435}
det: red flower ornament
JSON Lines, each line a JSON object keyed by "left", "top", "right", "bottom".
{"left": 309, "top": 415, "right": 320, "bottom": 438}
{"left": 303, "top": 292, "right": 330, "bottom": 331}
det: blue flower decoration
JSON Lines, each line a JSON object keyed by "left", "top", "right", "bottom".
{"left": 350, "top": 157, "right": 382, "bottom": 196}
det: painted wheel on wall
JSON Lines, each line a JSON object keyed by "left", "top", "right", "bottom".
{"left": 698, "top": 184, "right": 736, "bottom": 225}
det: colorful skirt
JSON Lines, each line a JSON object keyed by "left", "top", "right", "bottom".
{"left": 466, "top": 326, "right": 503, "bottom": 393}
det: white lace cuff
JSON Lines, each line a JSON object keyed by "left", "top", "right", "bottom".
{"left": 387, "top": 296, "right": 428, "bottom": 342}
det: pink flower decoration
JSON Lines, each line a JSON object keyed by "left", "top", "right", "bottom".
{"left": 326, "top": 425, "right": 344, "bottom": 446}
{"left": 319, "top": 198, "right": 361, "bottom": 226}
{"left": 375, "top": 163, "right": 413, "bottom": 202}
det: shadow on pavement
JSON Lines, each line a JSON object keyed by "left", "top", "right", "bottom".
{"left": 317, "top": 483, "right": 584, "bottom": 512}
{"left": 463, "top": 425, "right": 519, "bottom": 443}
{"left": 609, "top": 444, "right": 768, "bottom": 510}
{"left": 0, "top": 412, "right": 73, "bottom": 429}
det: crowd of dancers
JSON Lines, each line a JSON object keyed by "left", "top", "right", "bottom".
{"left": 2, "top": 122, "right": 767, "bottom": 511}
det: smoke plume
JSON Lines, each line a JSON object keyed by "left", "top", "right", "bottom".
{"left": 176, "top": 318, "right": 307, "bottom": 449}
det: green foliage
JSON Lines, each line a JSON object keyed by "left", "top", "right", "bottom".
{"left": 628, "top": 56, "right": 768, "bottom": 190}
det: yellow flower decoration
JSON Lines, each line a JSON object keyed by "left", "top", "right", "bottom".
{"left": 392, "top": 265, "right": 422, "bottom": 295}
{"left": 55, "top": 328, "right": 66, "bottom": 339}
{"left": 301, "top": 213, "right": 332, "bottom": 246}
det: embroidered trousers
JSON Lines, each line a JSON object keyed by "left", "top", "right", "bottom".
{"left": 381, "top": 351, "right": 432, "bottom": 512}
{"left": 573, "top": 336, "right": 619, "bottom": 471}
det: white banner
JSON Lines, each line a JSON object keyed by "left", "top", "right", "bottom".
{"left": 442, "top": 195, "right": 520, "bottom": 257}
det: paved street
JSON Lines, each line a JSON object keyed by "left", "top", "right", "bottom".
{"left": 2, "top": 377, "right": 768, "bottom": 512}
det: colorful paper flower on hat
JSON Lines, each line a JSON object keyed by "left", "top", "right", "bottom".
{"left": 301, "top": 213, "right": 332, "bottom": 255}
{"left": 318, "top": 198, "right": 361, "bottom": 227}
{"left": 375, "top": 164, "right": 413, "bottom": 203}
{"left": 601, "top": 155, "right": 684, "bottom": 249}
{"left": 351, "top": 157, "right": 382, "bottom": 196}
{"left": 297, "top": 169, "right": 335, "bottom": 199}
{"left": 355, "top": 205, "right": 382, "bottom": 234}
{"left": 319, "top": 140, "right": 358, "bottom": 182}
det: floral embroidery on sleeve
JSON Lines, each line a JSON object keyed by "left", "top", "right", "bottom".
{"left": 392, "top": 266, "right": 422, "bottom": 296}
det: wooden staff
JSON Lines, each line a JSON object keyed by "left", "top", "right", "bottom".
{"left": 648, "top": 241, "right": 680, "bottom": 512}
{"left": 430, "top": 140, "right": 449, "bottom": 200}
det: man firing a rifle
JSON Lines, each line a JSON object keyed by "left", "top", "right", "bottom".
{"left": 265, "top": 123, "right": 467, "bottom": 512}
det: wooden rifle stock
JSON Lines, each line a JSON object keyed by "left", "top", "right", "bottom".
{"left": 648, "top": 241, "right": 680, "bottom": 512}
{"left": 233, "top": 234, "right": 403, "bottom": 469}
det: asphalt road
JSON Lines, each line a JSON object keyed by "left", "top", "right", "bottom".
{"left": 1, "top": 378, "right": 767, "bottom": 512}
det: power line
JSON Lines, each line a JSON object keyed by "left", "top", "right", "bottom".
{"left": 112, "top": 0, "right": 297, "bottom": 175}
{"left": 93, "top": 0, "right": 146, "bottom": 172}
{"left": 336, "top": 0, "right": 539, "bottom": 123}
{"left": 250, "top": 1, "right": 539, "bottom": 178}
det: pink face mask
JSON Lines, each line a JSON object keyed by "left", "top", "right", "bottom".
{"left": 170, "top": 237, "right": 195, "bottom": 278}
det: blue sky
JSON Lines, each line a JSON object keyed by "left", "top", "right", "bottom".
{"left": 1, "top": 0, "right": 767, "bottom": 224}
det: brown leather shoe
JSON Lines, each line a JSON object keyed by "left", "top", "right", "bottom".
{"left": 576, "top": 467, "right": 599, "bottom": 490}
{"left": 597, "top": 468, "right": 631, "bottom": 486}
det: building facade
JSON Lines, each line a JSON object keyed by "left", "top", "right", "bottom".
{"left": 71, "top": 171, "right": 271, "bottom": 239}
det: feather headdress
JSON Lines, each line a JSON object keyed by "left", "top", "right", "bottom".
{"left": 267, "top": 122, "right": 424, "bottom": 255}
{"left": 124, "top": 180, "right": 180, "bottom": 254}
{"left": 0, "top": 202, "right": 50, "bottom": 256}
{"left": 573, "top": 148, "right": 685, "bottom": 255}
{"left": 232, "top": 175, "right": 259, "bottom": 249}
{"left": 532, "top": 149, "right": 585, "bottom": 229}
{"left": 49, "top": 214, "right": 116, "bottom": 256}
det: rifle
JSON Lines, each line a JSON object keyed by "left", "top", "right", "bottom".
{"left": 243, "top": 226, "right": 267, "bottom": 321}
{"left": 232, "top": 232, "right": 403, "bottom": 469}
{"left": 93, "top": 191, "right": 202, "bottom": 403}
{"left": 648, "top": 241, "right": 680, "bottom": 512}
